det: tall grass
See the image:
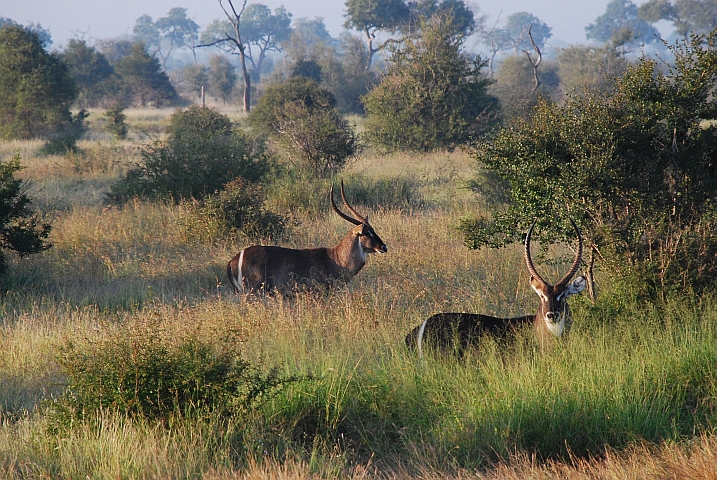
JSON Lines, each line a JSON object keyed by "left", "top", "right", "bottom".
{"left": 0, "top": 136, "right": 715, "bottom": 478}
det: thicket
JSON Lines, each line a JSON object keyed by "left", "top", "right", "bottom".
{"left": 463, "top": 31, "right": 717, "bottom": 299}
{"left": 49, "top": 317, "right": 304, "bottom": 428}
{"left": 0, "top": 153, "right": 52, "bottom": 278}
{"left": 248, "top": 75, "right": 359, "bottom": 177}
{"left": 110, "top": 106, "right": 270, "bottom": 202}
{"left": 362, "top": 15, "right": 499, "bottom": 152}
{"left": 0, "top": 25, "right": 77, "bottom": 142}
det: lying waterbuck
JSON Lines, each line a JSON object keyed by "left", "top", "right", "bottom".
{"left": 406, "top": 219, "right": 585, "bottom": 357}
{"left": 227, "top": 181, "right": 387, "bottom": 295}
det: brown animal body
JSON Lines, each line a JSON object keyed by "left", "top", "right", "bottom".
{"left": 227, "top": 181, "right": 387, "bottom": 295}
{"left": 406, "top": 219, "right": 585, "bottom": 357}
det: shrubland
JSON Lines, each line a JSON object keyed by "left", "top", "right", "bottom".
{"left": 0, "top": 107, "right": 715, "bottom": 478}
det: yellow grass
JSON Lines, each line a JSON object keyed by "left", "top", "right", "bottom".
{"left": 0, "top": 125, "right": 715, "bottom": 479}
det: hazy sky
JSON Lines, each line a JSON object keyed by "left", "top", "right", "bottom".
{"left": 3, "top": 0, "right": 662, "bottom": 50}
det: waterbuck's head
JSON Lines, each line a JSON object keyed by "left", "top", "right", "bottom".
{"left": 330, "top": 181, "right": 388, "bottom": 258}
{"left": 525, "top": 219, "right": 585, "bottom": 339}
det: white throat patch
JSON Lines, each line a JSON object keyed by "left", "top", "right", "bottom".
{"left": 545, "top": 308, "right": 566, "bottom": 337}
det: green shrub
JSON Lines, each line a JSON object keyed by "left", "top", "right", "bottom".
{"left": 37, "top": 109, "right": 89, "bottom": 156}
{"left": 248, "top": 76, "right": 358, "bottom": 177}
{"left": 49, "top": 319, "right": 303, "bottom": 427}
{"left": 104, "top": 103, "right": 128, "bottom": 139}
{"left": 0, "top": 153, "right": 52, "bottom": 277}
{"left": 109, "top": 106, "right": 271, "bottom": 202}
{"left": 183, "top": 178, "right": 288, "bottom": 243}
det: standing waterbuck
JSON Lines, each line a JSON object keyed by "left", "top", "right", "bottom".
{"left": 227, "top": 181, "right": 387, "bottom": 295}
{"left": 406, "top": 219, "right": 585, "bottom": 357}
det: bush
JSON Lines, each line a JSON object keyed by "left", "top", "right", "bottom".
{"left": 248, "top": 76, "right": 357, "bottom": 177}
{"left": 50, "top": 318, "right": 303, "bottom": 426}
{"left": 104, "top": 103, "right": 128, "bottom": 139}
{"left": 37, "top": 109, "right": 89, "bottom": 155}
{"left": 362, "top": 16, "right": 498, "bottom": 152}
{"left": 109, "top": 106, "right": 271, "bottom": 202}
{"left": 183, "top": 178, "right": 288, "bottom": 243}
{"left": 0, "top": 153, "right": 52, "bottom": 277}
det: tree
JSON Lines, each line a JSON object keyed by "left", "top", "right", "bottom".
{"left": 362, "top": 15, "right": 498, "bottom": 152}
{"left": 501, "top": 12, "right": 552, "bottom": 53}
{"left": 489, "top": 55, "right": 560, "bottom": 123}
{"left": 60, "top": 39, "right": 115, "bottom": 108}
{"left": 463, "top": 31, "right": 717, "bottom": 298}
{"left": 557, "top": 45, "right": 629, "bottom": 93}
{"left": 0, "top": 153, "right": 52, "bottom": 277}
{"left": 0, "top": 25, "right": 76, "bottom": 140}
{"left": 241, "top": 4, "right": 292, "bottom": 78}
{"left": 639, "top": 0, "right": 717, "bottom": 39}
{"left": 344, "top": 0, "right": 411, "bottom": 70}
{"left": 156, "top": 7, "right": 200, "bottom": 65}
{"left": 207, "top": 54, "right": 237, "bottom": 103}
{"left": 113, "top": 41, "right": 177, "bottom": 107}
{"left": 134, "top": 9, "right": 200, "bottom": 69}
{"left": 133, "top": 14, "right": 161, "bottom": 58}
{"left": 586, "top": 0, "right": 660, "bottom": 49}
{"left": 0, "top": 17, "right": 52, "bottom": 46}
{"left": 409, "top": 0, "right": 479, "bottom": 37}
{"left": 198, "top": 0, "right": 253, "bottom": 112}
{"left": 111, "top": 106, "right": 270, "bottom": 201}
{"left": 181, "top": 63, "right": 209, "bottom": 100}
{"left": 476, "top": 12, "right": 551, "bottom": 76}
{"left": 248, "top": 76, "right": 357, "bottom": 177}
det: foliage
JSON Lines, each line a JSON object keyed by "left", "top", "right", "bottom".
{"left": 344, "top": 0, "right": 411, "bottom": 69}
{"left": 37, "top": 108, "right": 89, "bottom": 155}
{"left": 463, "top": 31, "right": 717, "bottom": 297}
{"left": 409, "top": 0, "right": 478, "bottom": 36}
{"left": 639, "top": 0, "right": 717, "bottom": 38}
{"left": 113, "top": 41, "right": 178, "bottom": 107}
{"left": 586, "top": 0, "right": 660, "bottom": 48}
{"left": 0, "top": 25, "right": 76, "bottom": 140}
{"left": 183, "top": 178, "right": 288, "bottom": 243}
{"left": 248, "top": 76, "right": 356, "bottom": 176}
{"left": 0, "top": 153, "right": 52, "bottom": 276}
{"left": 500, "top": 12, "right": 553, "bottom": 52}
{"left": 133, "top": 8, "right": 199, "bottom": 69}
{"left": 557, "top": 45, "right": 629, "bottom": 94}
{"left": 241, "top": 4, "right": 292, "bottom": 78}
{"left": 207, "top": 54, "right": 237, "bottom": 104}
{"left": 0, "top": 16, "right": 52, "bottom": 46}
{"left": 110, "top": 106, "right": 270, "bottom": 202}
{"left": 50, "top": 318, "right": 303, "bottom": 426}
{"left": 103, "top": 103, "right": 128, "bottom": 140}
{"left": 60, "top": 39, "right": 116, "bottom": 108}
{"left": 362, "top": 15, "right": 498, "bottom": 152}
{"left": 180, "top": 63, "right": 209, "bottom": 100}
{"left": 489, "top": 56, "right": 561, "bottom": 123}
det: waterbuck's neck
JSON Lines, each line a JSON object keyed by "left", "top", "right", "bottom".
{"left": 328, "top": 231, "right": 367, "bottom": 277}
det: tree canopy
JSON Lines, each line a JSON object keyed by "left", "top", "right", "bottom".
{"left": 463, "top": 31, "right": 717, "bottom": 298}
{"left": 586, "top": 0, "right": 660, "bottom": 48}
{"left": 0, "top": 25, "right": 76, "bottom": 140}
{"left": 362, "top": 15, "right": 498, "bottom": 152}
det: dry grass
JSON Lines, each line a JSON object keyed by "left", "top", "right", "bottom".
{"left": 0, "top": 125, "right": 715, "bottom": 479}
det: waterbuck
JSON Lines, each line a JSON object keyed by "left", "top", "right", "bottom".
{"left": 406, "top": 219, "right": 585, "bottom": 357}
{"left": 227, "top": 181, "right": 387, "bottom": 295}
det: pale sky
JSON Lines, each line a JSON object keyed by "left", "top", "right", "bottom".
{"left": 2, "top": 0, "right": 666, "bottom": 51}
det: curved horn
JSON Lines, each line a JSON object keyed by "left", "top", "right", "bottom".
{"left": 556, "top": 218, "right": 583, "bottom": 287}
{"left": 339, "top": 180, "right": 368, "bottom": 225}
{"left": 330, "top": 183, "right": 361, "bottom": 226}
{"left": 524, "top": 219, "right": 548, "bottom": 286}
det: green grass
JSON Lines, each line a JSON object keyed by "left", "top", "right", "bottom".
{"left": 0, "top": 135, "right": 715, "bottom": 478}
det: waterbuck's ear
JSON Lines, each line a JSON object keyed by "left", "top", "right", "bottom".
{"left": 352, "top": 224, "right": 365, "bottom": 235}
{"left": 566, "top": 276, "right": 586, "bottom": 296}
